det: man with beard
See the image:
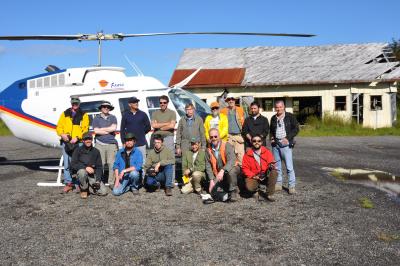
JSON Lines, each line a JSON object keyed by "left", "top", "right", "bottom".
{"left": 242, "top": 102, "right": 269, "bottom": 149}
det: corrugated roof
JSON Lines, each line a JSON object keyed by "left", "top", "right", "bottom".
{"left": 173, "top": 43, "right": 400, "bottom": 86}
{"left": 169, "top": 68, "right": 245, "bottom": 87}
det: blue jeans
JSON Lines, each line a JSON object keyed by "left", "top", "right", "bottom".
{"left": 62, "top": 143, "right": 76, "bottom": 185}
{"left": 145, "top": 164, "right": 173, "bottom": 189}
{"left": 272, "top": 145, "right": 296, "bottom": 188}
{"left": 112, "top": 170, "right": 141, "bottom": 196}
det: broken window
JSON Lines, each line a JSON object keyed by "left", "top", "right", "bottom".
{"left": 370, "top": 95, "right": 382, "bottom": 110}
{"left": 335, "top": 96, "right": 346, "bottom": 111}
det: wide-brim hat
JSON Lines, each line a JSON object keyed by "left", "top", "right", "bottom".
{"left": 210, "top": 101, "right": 220, "bottom": 108}
{"left": 225, "top": 94, "right": 236, "bottom": 102}
{"left": 98, "top": 101, "right": 114, "bottom": 111}
{"left": 124, "top": 132, "right": 137, "bottom": 141}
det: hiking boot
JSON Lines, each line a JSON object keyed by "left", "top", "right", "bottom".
{"left": 131, "top": 189, "right": 139, "bottom": 196}
{"left": 266, "top": 194, "right": 276, "bottom": 202}
{"left": 63, "top": 183, "right": 73, "bottom": 193}
{"left": 165, "top": 188, "right": 173, "bottom": 196}
{"left": 288, "top": 187, "right": 296, "bottom": 195}
{"left": 275, "top": 184, "right": 282, "bottom": 192}
{"left": 229, "top": 190, "right": 239, "bottom": 202}
{"left": 80, "top": 191, "right": 88, "bottom": 199}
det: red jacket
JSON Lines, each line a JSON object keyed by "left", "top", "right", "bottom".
{"left": 242, "top": 146, "right": 275, "bottom": 179}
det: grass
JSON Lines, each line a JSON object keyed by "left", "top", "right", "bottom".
{"left": 359, "top": 197, "right": 374, "bottom": 209}
{"left": 0, "top": 118, "right": 12, "bottom": 136}
{"left": 299, "top": 110, "right": 400, "bottom": 137}
{"left": 377, "top": 232, "right": 400, "bottom": 242}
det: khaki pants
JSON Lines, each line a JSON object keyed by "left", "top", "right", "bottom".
{"left": 96, "top": 143, "right": 118, "bottom": 185}
{"left": 245, "top": 170, "right": 278, "bottom": 196}
{"left": 181, "top": 171, "right": 205, "bottom": 194}
{"left": 77, "top": 169, "right": 108, "bottom": 196}
{"left": 228, "top": 134, "right": 245, "bottom": 165}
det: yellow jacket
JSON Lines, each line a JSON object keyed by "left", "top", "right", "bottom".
{"left": 56, "top": 108, "right": 89, "bottom": 140}
{"left": 204, "top": 113, "right": 228, "bottom": 141}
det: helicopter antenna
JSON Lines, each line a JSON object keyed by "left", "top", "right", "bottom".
{"left": 124, "top": 54, "right": 144, "bottom": 76}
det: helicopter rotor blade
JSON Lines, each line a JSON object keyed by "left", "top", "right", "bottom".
{"left": 0, "top": 31, "right": 315, "bottom": 41}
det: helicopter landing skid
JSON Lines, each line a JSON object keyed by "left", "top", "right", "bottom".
{"left": 37, "top": 155, "right": 64, "bottom": 187}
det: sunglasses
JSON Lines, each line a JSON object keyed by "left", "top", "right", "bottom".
{"left": 210, "top": 135, "right": 219, "bottom": 139}
{"left": 278, "top": 121, "right": 282, "bottom": 127}
{"left": 252, "top": 139, "right": 262, "bottom": 143}
{"left": 159, "top": 101, "right": 168, "bottom": 104}
{"left": 101, "top": 105, "right": 111, "bottom": 109}
{"left": 211, "top": 107, "right": 219, "bottom": 110}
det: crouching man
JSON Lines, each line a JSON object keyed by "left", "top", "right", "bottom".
{"left": 112, "top": 133, "right": 143, "bottom": 196}
{"left": 143, "top": 134, "right": 175, "bottom": 196}
{"left": 181, "top": 137, "right": 206, "bottom": 194}
{"left": 206, "top": 128, "right": 240, "bottom": 201}
{"left": 71, "top": 133, "right": 108, "bottom": 199}
{"left": 242, "top": 134, "right": 277, "bottom": 201}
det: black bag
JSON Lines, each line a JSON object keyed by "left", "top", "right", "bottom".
{"left": 64, "top": 142, "right": 78, "bottom": 156}
{"left": 210, "top": 182, "right": 230, "bottom": 202}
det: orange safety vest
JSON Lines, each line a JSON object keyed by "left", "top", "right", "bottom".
{"left": 221, "top": 106, "right": 245, "bottom": 127}
{"left": 208, "top": 142, "right": 227, "bottom": 176}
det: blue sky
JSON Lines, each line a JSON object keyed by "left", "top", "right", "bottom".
{"left": 1, "top": 0, "right": 399, "bottom": 90}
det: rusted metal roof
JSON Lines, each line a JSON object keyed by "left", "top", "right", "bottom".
{"left": 169, "top": 68, "right": 245, "bottom": 87}
{"left": 172, "top": 43, "right": 400, "bottom": 87}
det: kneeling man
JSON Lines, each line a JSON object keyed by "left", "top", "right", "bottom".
{"left": 181, "top": 137, "right": 206, "bottom": 194}
{"left": 242, "top": 134, "right": 277, "bottom": 201}
{"left": 112, "top": 133, "right": 143, "bottom": 196}
{"left": 71, "top": 133, "right": 108, "bottom": 199}
{"left": 143, "top": 134, "right": 175, "bottom": 196}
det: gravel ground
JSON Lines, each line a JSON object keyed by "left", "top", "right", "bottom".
{"left": 0, "top": 136, "right": 399, "bottom": 265}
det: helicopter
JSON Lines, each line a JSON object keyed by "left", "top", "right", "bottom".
{"left": 0, "top": 31, "right": 314, "bottom": 186}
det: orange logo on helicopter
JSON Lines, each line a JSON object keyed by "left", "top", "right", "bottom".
{"left": 99, "top": 80, "right": 109, "bottom": 87}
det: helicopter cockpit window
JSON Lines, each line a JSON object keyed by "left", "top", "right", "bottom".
{"left": 79, "top": 100, "right": 103, "bottom": 128}
{"left": 168, "top": 89, "right": 211, "bottom": 119}
{"left": 146, "top": 97, "right": 160, "bottom": 109}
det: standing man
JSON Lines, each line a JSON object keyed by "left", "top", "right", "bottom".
{"left": 204, "top": 101, "right": 228, "bottom": 142}
{"left": 221, "top": 94, "right": 246, "bottom": 164}
{"left": 205, "top": 128, "right": 240, "bottom": 201}
{"left": 176, "top": 103, "right": 206, "bottom": 156}
{"left": 92, "top": 101, "right": 118, "bottom": 187}
{"left": 120, "top": 96, "right": 151, "bottom": 163}
{"left": 71, "top": 133, "right": 108, "bottom": 199}
{"left": 270, "top": 100, "right": 299, "bottom": 194}
{"left": 112, "top": 133, "right": 143, "bottom": 196}
{"left": 143, "top": 135, "right": 175, "bottom": 196}
{"left": 180, "top": 137, "right": 206, "bottom": 195}
{"left": 151, "top": 95, "right": 176, "bottom": 180}
{"left": 56, "top": 97, "right": 89, "bottom": 193}
{"left": 242, "top": 134, "right": 277, "bottom": 201}
{"left": 242, "top": 102, "right": 270, "bottom": 149}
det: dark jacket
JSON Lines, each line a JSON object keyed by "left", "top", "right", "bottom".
{"left": 71, "top": 145, "right": 103, "bottom": 181}
{"left": 242, "top": 114, "right": 269, "bottom": 146}
{"left": 120, "top": 109, "right": 151, "bottom": 146}
{"left": 269, "top": 112, "right": 299, "bottom": 142}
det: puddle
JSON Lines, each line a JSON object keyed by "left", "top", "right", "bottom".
{"left": 322, "top": 167, "right": 400, "bottom": 201}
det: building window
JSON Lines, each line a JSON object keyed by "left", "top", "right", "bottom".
{"left": 262, "top": 98, "right": 274, "bottom": 111}
{"left": 370, "top": 95, "right": 382, "bottom": 110}
{"left": 335, "top": 96, "right": 346, "bottom": 111}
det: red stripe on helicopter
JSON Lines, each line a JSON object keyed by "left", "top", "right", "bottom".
{"left": 0, "top": 105, "right": 56, "bottom": 129}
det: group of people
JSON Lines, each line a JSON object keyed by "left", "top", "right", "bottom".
{"left": 56, "top": 93, "right": 299, "bottom": 202}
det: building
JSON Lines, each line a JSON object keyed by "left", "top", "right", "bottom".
{"left": 169, "top": 43, "right": 399, "bottom": 128}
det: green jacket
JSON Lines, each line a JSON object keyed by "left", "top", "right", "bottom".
{"left": 143, "top": 145, "right": 175, "bottom": 173}
{"left": 182, "top": 150, "right": 206, "bottom": 173}
{"left": 176, "top": 115, "right": 206, "bottom": 151}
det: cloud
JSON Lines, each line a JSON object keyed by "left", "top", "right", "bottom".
{"left": 9, "top": 44, "right": 89, "bottom": 56}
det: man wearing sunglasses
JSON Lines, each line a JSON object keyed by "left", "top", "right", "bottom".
{"left": 242, "top": 134, "right": 277, "bottom": 201}
{"left": 205, "top": 128, "right": 240, "bottom": 201}
{"left": 270, "top": 100, "right": 299, "bottom": 195}
{"left": 92, "top": 101, "right": 118, "bottom": 188}
{"left": 151, "top": 95, "right": 177, "bottom": 180}
{"left": 204, "top": 101, "right": 228, "bottom": 142}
